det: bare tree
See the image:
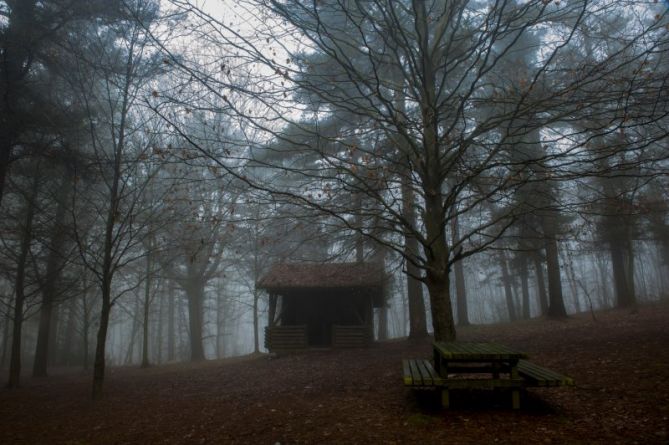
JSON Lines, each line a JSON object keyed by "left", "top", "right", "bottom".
{"left": 156, "top": 1, "right": 669, "bottom": 339}
{"left": 68, "top": 0, "right": 165, "bottom": 399}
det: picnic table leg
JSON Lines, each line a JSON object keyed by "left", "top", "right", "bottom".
{"left": 441, "top": 388, "right": 450, "bottom": 408}
{"left": 511, "top": 361, "right": 520, "bottom": 409}
{"left": 511, "top": 390, "right": 520, "bottom": 409}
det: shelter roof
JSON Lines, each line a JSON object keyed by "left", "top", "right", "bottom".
{"left": 257, "top": 262, "right": 385, "bottom": 291}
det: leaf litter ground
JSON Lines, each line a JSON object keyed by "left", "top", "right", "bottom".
{"left": 1, "top": 301, "right": 668, "bottom": 444}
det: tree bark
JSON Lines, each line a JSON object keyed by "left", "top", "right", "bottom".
{"left": 611, "top": 238, "right": 636, "bottom": 308}
{"left": 519, "top": 255, "right": 531, "bottom": 320}
{"left": 7, "top": 171, "right": 38, "bottom": 388}
{"left": 543, "top": 217, "right": 568, "bottom": 318}
{"left": 252, "top": 290, "right": 259, "bottom": 353}
{"left": 155, "top": 283, "right": 164, "bottom": 365}
{"left": 1, "top": 315, "right": 9, "bottom": 367}
{"left": 141, "top": 243, "right": 152, "bottom": 368}
{"left": 60, "top": 297, "right": 77, "bottom": 366}
{"left": 185, "top": 281, "right": 206, "bottom": 361}
{"left": 532, "top": 253, "right": 549, "bottom": 315}
{"left": 81, "top": 290, "right": 90, "bottom": 371}
{"left": 124, "top": 293, "right": 141, "bottom": 365}
{"left": 33, "top": 176, "right": 70, "bottom": 377}
{"left": 414, "top": 0, "right": 456, "bottom": 341}
{"left": 92, "top": 296, "right": 111, "bottom": 400}
{"left": 167, "top": 283, "right": 175, "bottom": 361}
{"left": 500, "top": 251, "right": 517, "bottom": 322}
{"left": 451, "top": 216, "right": 469, "bottom": 326}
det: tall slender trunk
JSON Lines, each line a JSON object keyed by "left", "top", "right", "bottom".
{"left": 391, "top": 28, "right": 426, "bottom": 339}
{"left": 403, "top": 180, "right": 427, "bottom": 339}
{"left": 519, "top": 255, "right": 531, "bottom": 319}
{"left": 499, "top": 251, "right": 517, "bottom": 322}
{"left": 92, "top": 296, "right": 111, "bottom": 399}
{"left": 415, "top": 0, "right": 456, "bottom": 341}
{"left": 563, "top": 251, "right": 582, "bottom": 313}
{"left": 124, "top": 292, "right": 140, "bottom": 365}
{"left": 167, "top": 283, "right": 175, "bottom": 361}
{"left": 61, "top": 297, "right": 77, "bottom": 366}
{"left": 216, "top": 292, "right": 224, "bottom": 358}
{"left": 8, "top": 171, "right": 39, "bottom": 388}
{"left": 596, "top": 254, "right": 610, "bottom": 307}
{"left": 1, "top": 315, "right": 10, "bottom": 367}
{"left": 141, "top": 243, "right": 152, "bottom": 368}
{"left": 451, "top": 216, "right": 469, "bottom": 326}
{"left": 178, "top": 296, "right": 187, "bottom": 360}
{"left": 186, "top": 281, "right": 205, "bottom": 361}
{"left": 543, "top": 217, "right": 567, "bottom": 318}
{"left": 33, "top": 176, "right": 70, "bottom": 377}
{"left": 82, "top": 291, "right": 90, "bottom": 371}
{"left": 91, "top": 22, "right": 136, "bottom": 399}
{"left": 611, "top": 238, "right": 636, "bottom": 308}
{"left": 252, "top": 290, "right": 259, "bottom": 353}
{"left": 625, "top": 239, "right": 637, "bottom": 307}
{"left": 155, "top": 284, "right": 164, "bottom": 365}
{"left": 532, "top": 253, "right": 549, "bottom": 315}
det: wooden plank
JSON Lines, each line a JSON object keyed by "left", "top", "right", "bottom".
{"left": 266, "top": 325, "right": 307, "bottom": 351}
{"left": 434, "top": 342, "right": 528, "bottom": 361}
{"left": 415, "top": 359, "right": 433, "bottom": 386}
{"left": 402, "top": 360, "right": 414, "bottom": 385}
{"left": 518, "top": 360, "right": 574, "bottom": 387}
{"left": 420, "top": 359, "right": 443, "bottom": 386}
{"left": 445, "top": 378, "right": 523, "bottom": 390}
{"left": 408, "top": 359, "right": 423, "bottom": 386}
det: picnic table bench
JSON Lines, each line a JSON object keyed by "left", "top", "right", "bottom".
{"left": 403, "top": 342, "right": 573, "bottom": 409}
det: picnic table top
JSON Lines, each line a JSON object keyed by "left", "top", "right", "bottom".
{"left": 433, "top": 341, "right": 528, "bottom": 361}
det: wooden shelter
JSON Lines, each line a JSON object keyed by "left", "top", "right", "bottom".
{"left": 257, "top": 262, "right": 386, "bottom": 351}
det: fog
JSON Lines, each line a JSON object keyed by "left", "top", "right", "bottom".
{"left": 1, "top": 0, "right": 669, "bottom": 443}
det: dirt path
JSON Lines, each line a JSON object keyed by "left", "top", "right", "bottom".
{"left": 1, "top": 302, "right": 668, "bottom": 444}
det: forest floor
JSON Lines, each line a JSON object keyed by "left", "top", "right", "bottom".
{"left": 1, "top": 301, "right": 669, "bottom": 445}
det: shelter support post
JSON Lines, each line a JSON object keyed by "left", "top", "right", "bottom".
{"left": 268, "top": 293, "right": 277, "bottom": 327}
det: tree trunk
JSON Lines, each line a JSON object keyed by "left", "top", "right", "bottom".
{"left": 451, "top": 216, "right": 469, "bottom": 326}
{"left": 155, "top": 284, "right": 164, "bottom": 365}
{"left": 33, "top": 177, "right": 70, "bottom": 376}
{"left": 425, "top": 270, "right": 455, "bottom": 341}
{"left": 92, "top": 296, "right": 111, "bottom": 400}
{"left": 415, "top": 0, "right": 456, "bottom": 341}
{"left": 1, "top": 315, "right": 9, "bottom": 367}
{"left": 252, "top": 290, "right": 259, "bottom": 353}
{"left": 216, "top": 292, "right": 224, "bottom": 358}
{"left": 543, "top": 221, "right": 568, "bottom": 318}
{"left": 186, "top": 282, "right": 205, "bottom": 361}
{"left": 124, "top": 293, "right": 141, "bottom": 365}
{"left": 519, "top": 255, "right": 531, "bottom": 319}
{"left": 141, "top": 244, "right": 152, "bottom": 368}
{"left": 611, "top": 239, "right": 635, "bottom": 308}
{"left": 7, "top": 172, "right": 38, "bottom": 388}
{"left": 532, "top": 253, "right": 549, "bottom": 315}
{"left": 167, "top": 283, "right": 175, "bottom": 361}
{"left": 82, "top": 291, "right": 90, "bottom": 371}
{"left": 499, "top": 251, "right": 517, "bottom": 322}
{"left": 402, "top": 171, "right": 427, "bottom": 339}
{"left": 61, "top": 297, "right": 77, "bottom": 366}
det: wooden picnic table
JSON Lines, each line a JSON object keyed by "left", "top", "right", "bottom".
{"left": 403, "top": 342, "right": 573, "bottom": 409}
{"left": 432, "top": 341, "right": 528, "bottom": 409}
